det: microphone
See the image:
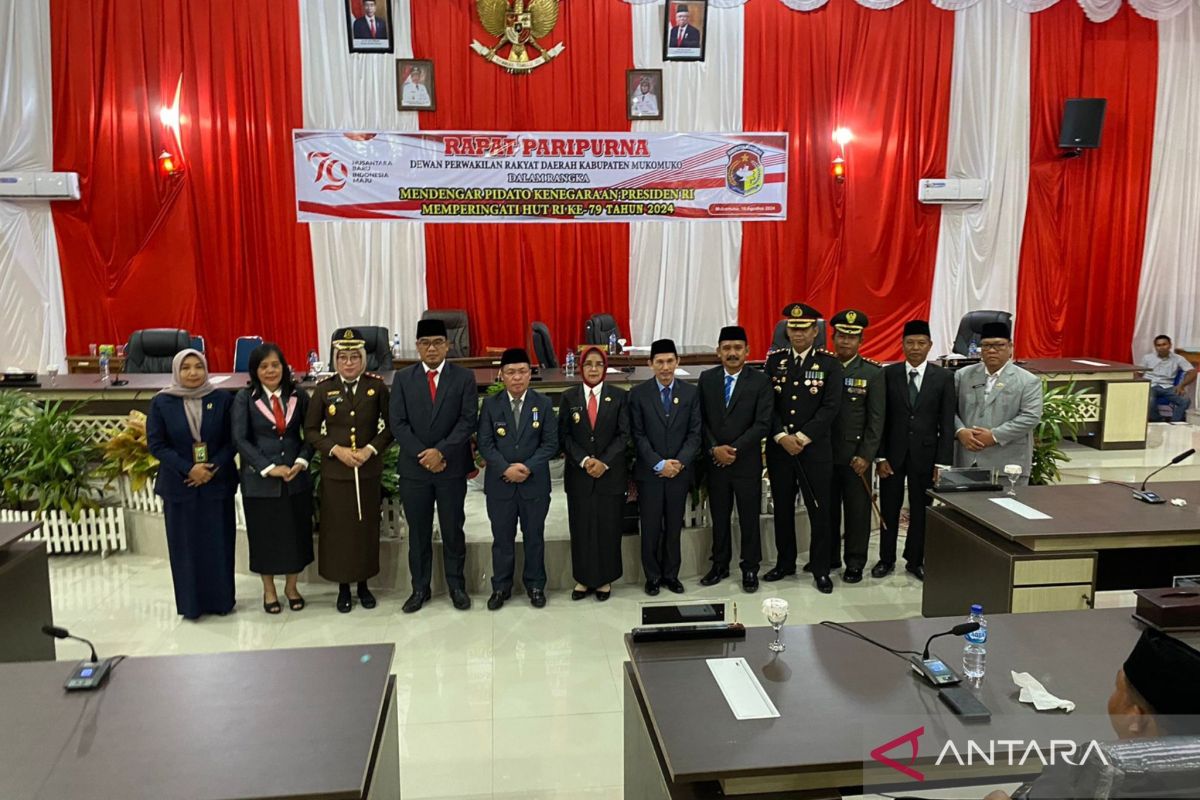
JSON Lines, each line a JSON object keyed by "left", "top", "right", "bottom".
{"left": 42, "top": 624, "right": 98, "bottom": 663}
{"left": 1133, "top": 448, "right": 1195, "bottom": 504}
{"left": 923, "top": 622, "right": 980, "bottom": 660}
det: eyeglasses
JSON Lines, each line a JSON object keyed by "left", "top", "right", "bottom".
{"left": 417, "top": 338, "right": 448, "bottom": 348}
{"left": 335, "top": 352, "right": 363, "bottom": 362}
{"left": 979, "top": 342, "right": 1010, "bottom": 351}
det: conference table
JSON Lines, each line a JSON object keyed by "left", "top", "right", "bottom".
{"left": 922, "top": 481, "right": 1200, "bottom": 618}
{"left": 0, "top": 644, "right": 399, "bottom": 799}
{"left": 624, "top": 607, "right": 1148, "bottom": 798}
{"left": 0, "top": 521, "right": 54, "bottom": 663}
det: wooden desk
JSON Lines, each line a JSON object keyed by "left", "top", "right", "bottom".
{"left": 923, "top": 481, "right": 1200, "bottom": 617}
{"left": 0, "top": 644, "right": 399, "bottom": 799}
{"left": 1021, "top": 358, "right": 1149, "bottom": 450}
{"left": 67, "top": 355, "right": 126, "bottom": 374}
{"left": 625, "top": 608, "right": 1142, "bottom": 798}
{"left": 0, "top": 522, "right": 54, "bottom": 663}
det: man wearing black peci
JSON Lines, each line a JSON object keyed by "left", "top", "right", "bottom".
{"left": 763, "top": 303, "right": 843, "bottom": 594}
{"left": 389, "top": 318, "right": 478, "bottom": 613}
{"left": 697, "top": 325, "right": 773, "bottom": 592}
{"left": 873, "top": 319, "right": 955, "bottom": 582}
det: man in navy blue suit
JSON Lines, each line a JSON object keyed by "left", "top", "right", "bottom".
{"left": 478, "top": 348, "right": 559, "bottom": 610}
{"left": 630, "top": 338, "right": 702, "bottom": 596}
{"left": 352, "top": 0, "right": 389, "bottom": 40}
{"left": 389, "top": 319, "right": 478, "bottom": 613}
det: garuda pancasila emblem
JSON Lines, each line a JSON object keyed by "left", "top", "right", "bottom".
{"left": 471, "top": 0, "right": 565, "bottom": 73}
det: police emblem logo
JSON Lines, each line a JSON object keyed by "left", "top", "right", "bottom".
{"left": 343, "top": 329, "right": 355, "bottom": 340}
{"left": 472, "top": 0, "right": 565, "bottom": 73}
{"left": 846, "top": 311, "right": 858, "bottom": 324}
{"left": 725, "top": 144, "right": 765, "bottom": 197}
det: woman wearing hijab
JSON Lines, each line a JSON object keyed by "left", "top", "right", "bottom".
{"left": 232, "top": 343, "right": 314, "bottom": 614}
{"left": 557, "top": 346, "right": 630, "bottom": 601}
{"left": 147, "top": 349, "right": 238, "bottom": 620}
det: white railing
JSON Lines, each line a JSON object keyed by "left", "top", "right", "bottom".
{"left": 0, "top": 506, "right": 126, "bottom": 555}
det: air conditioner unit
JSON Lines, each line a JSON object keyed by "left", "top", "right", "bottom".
{"left": 917, "top": 178, "right": 987, "bottom": 205}
{"left": 0, "top": 172, "right": 81, "bottom": 201}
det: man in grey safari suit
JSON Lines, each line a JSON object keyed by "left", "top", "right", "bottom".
{"left": 953, "top": 320, "right": 1043, "bottom": 484}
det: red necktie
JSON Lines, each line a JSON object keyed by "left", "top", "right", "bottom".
{"left": 428, "top": 369, "right": 438, "bottom": 402}
{"left": 370, "top": 19, "right": 377, "bottom": 37}
{"left": 587, "top": 389, "right": 598, "bottom": 427}
{"left": 271, "top": 395, "right": 286, "bottom": 436}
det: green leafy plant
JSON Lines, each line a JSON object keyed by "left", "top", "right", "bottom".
{"left": 0, "top": 394, "right": 102, "bottom": 519}
{"left": 97, "top": 411, "right": 159, "bottom": 492}
{"left": 1030, "top": 380, "right": 1091, "bottom": 486}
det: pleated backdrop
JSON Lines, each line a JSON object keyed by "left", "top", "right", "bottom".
{"left": 1, "top": 0, "right": 1198, "bottom": 370}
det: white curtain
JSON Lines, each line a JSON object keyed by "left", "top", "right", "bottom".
{"left": 627, "top": 1, "right": 744, "bottom": 348}
{"left": 928, "top": 0, "right": 1030, "bottom": 356}
{"left": 298, "top": 0, "right": 427, "bottom": 350}
{"left": 1133, "top": 2, "right": 1200, "bottom": 358}
{"left": 0, "top": 0, "right": 66, "bottom": 372}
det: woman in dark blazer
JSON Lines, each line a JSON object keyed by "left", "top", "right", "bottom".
{"left": 147, "top": 349, "right": 239, "bottom": 620}
{"left": 558, "top": 346, "right": 630, "bottom": 601}
{"left": 232, "top": 343, "right": 314, "bottom": 614}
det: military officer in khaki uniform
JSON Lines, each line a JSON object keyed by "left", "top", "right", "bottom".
{"left": 827, "top": 309, "right": 884, "bottom": 584}
{"left": 303, "top": 328, "right": 394, "bottom": 612}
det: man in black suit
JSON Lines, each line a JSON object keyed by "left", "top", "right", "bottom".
{"left": 477, "top": 348, "right": 558, "bottom": 610}
{"left": 389, "top": 319, "right": 477, "bottom": 613}
{"left": 873, "top": 319, "right": 955, "bottom": 582}
{"left": 698, "top": 326, "right": 772, "bottom": 592}
{"left": 630, "top": 338, "right": 702, "bottom": 596}
{"left": 352, "top": 0, "right": 389, "bottom": 40}
{"left": 763, "top": 302, "right": 843, "bottom": 594}
{"left": 667, "top": 5, "right": 701, "bottom": 50}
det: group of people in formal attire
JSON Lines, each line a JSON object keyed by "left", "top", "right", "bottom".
{"left": 145, "top": 305, "right": 1044, "bottom": 620}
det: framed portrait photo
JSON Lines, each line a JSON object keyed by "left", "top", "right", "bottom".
{"left": 397, "top": 59, "right": 437, "bottom": 111}
{"left": 627, "top": 69, "right": 663, "bottom": 121}
{"left": 663, "top": 1, "right": 707, "bottom": 62}
{"left": 345, "top": 0, "right": 394, "bottom": 54}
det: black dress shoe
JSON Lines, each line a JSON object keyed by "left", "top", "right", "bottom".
{"left": 644, "top": 580, "right": 660, "bottom": 596}
{"left": 571, "top": 588, "right": 591, "bottom": 601}
{"left": 842, "top": 567, "right": 863, "bottom": 584}
{"left": 357, "top": 586, "right": 377, "bottom": 610}
{"left": 742, "top": 571, "right": 759, "bottom": 593}
{"left": 814, "top": 574, "right": 834, "bottom": 594}
{"left": 871, "top": 561, "right": 895, "bottom": 579}
{"left": 906, "top": 564, "right": 925, "bottom": 582}
{"left": 336, "top": 592, "right": 352, "bottom": 613}
{"left": 487, "top": 590, "right": 510, "bottom": 611}
{"left": 699, "top": 567, "right": 729, "bottom": 586}
{"left": 662, "top": 578, "right": 685, "bottom": 594}
{"left": 402, "top": 588, "right": 431, "bottom": 614}
{"left": 450, "top": 588, "right": 471, "bottom": 610}
{"left": 595, "top": 589, "right": 611, "bottom": 602}
{"left": 763, "top": 566, "right": 796, "bottom": 582}
{"left": 528, "top": 588, "right": 547, "bottom": 608}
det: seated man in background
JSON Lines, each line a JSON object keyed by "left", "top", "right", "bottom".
{"left": 985, "top": 627, "right": 1200, "bottom": 800}
{"left": 1140, "top": 335, "right": 1196, "bottom": 422}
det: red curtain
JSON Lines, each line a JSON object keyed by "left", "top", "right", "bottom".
{"left": 737, "top": 0, "right": 954, "bottom": 360}
{"left": 50, "top": 0, "right": 317, "bottom": 371}
{"left": 1014, "top": 3, "right": 1156, "bottom": 362}
{"left": 410, "top": 1, "right": 633, "bottom": 357}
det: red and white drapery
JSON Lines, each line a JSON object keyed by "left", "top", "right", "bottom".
{"left": 0, "top": 0, "right": 1197, "bottom": 369}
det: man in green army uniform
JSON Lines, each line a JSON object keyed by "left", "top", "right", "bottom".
{"left": 826, "top": 309, "right": 884, "bottom": 584}
{"left": 303, "top": 328, "right": 394, "bottom": 613}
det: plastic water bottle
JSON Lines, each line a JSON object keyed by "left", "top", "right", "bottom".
{"left": 962, "top": 604, "right": 988, "bottom": 681}
{"left": 98, "top": 352, "right": 110, "bottom": 383}
{"left": 564, "top": 350, "right": 576, "bottom": 377}
{"left": 391, "top": 333, "right": 402, "bottom": 360}
{"left": 968, "top": 339, "right": 981, "bottom": 358}
{"left": 608, "top": 330, "right": 619, "bottom": 355}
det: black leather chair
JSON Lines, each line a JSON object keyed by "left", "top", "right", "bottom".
{"left": 771, "top": 319, "right": 827, "bottom": 353}
{"left": 953, "top": 310, "right": 1013, "bottom": 356}
{"left": 124, "top": 329, "right": 192, "bottom": 374}
{"left": 421, "top": 309, "right": 470, "bottom": 358}
{"left": 584, "top": 313, "right": 621, "bottom": 346}
{"left": 531, "top": 321, "right": 558, "bottom": 368}
{"left": 328, "top": 326, "right": 390, "bottom": 372}
{"left": 1015, "top": 735, "right": 1200, "bottom": 799}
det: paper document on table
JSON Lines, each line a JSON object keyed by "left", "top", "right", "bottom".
{"left": 1072, "top": 359, "right": 1109, "bottom": 367}
{"left": 674, "top": 368, "right": 690, "bottom": 376}
{"left": 606, "top": 368, "right": 621, "bottom": 373}
{"left": 989, "top": 498, "right": 1052, "bottom": 520}
{"left": 209, "top": 375, "right": 231, "bottom": 385}
{"left": 706, "top": 658, "right": 780, "bottom": 720}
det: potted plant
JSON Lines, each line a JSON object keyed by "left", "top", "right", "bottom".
{"left": 0, "top": 393, "right": 102, "bottom": 520}
{"left": 98, "top": 410, "right": 160, "bottom": 494}
{"left": 1030, "top": 380, "right": 1091, "bottom": 486}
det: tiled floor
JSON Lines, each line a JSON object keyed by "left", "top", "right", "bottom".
{"left": 45, "top": 424, "right": 1191, "bottom": 799}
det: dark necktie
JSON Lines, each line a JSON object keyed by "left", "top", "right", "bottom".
{"left": 908, "top": 369, "right": 919, "bottom": 406}
{"left": 344, "top": 380, "right": 357, "bottom": 398}
{"left": 512, "top": 396, "right": 523, "bottom": 431}
{"left": 724, "top": 374, "right": 734, "bottom": 407}
{"left": 661, "top": 385, "right": 671, "bottom": 415}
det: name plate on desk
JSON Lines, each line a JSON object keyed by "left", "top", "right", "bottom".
{"left": 989, "top": 497, "right": 1052, "bottom": 520}
{"left": 706, "top": 658, "right": 780, "bottom": 721}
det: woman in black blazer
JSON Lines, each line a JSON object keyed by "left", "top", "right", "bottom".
{"left": 232, "top": 344, "right": 314, "bottom": 614}
{"left": 558, "top": 346, "right": 630, "bottom": 601}
{"left": 147, "top": 349, "right": 238, "bottom": 620}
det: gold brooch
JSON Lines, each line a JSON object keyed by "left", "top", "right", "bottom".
{"left": 328, "top": 404, "right": 337, "bottom": 415}
{"left": 497, "top": 427, "right": 507, "bottom": 437}
{"left": 532, "top": 420, "right": 540, "bottom": 429}
{"left": 673, "top": 397, "right": 679, "bottom": 405}
{"left": 604, "top": 396, "right": 611, "bottom": 402}
{"left": 367, "top": 388, "right": 376, "bottom": 397}
{"left": 572, "top": 412, "right": 581, "bottom": 423}
{"left": 206, "top": 402, "right": 213, "bottom": 410}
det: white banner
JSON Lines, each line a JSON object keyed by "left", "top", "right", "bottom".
{"left": 293, "top": 130, "right": 787, "bottom": 223}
